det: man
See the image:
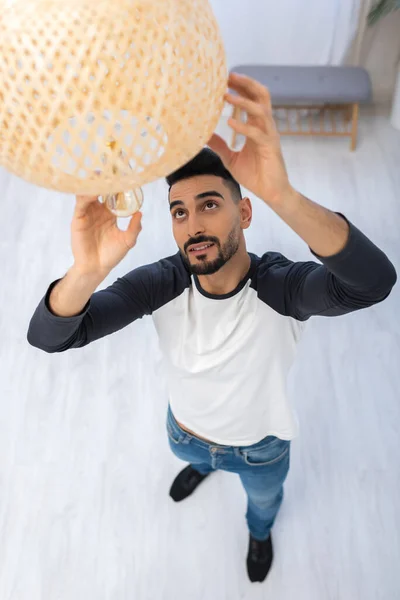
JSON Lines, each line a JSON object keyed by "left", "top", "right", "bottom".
{"left": 27, "top": 73, "right": 396, "bottom": 584}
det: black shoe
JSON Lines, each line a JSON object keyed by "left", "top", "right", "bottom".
{"left": 169, "top": 465, "right": 210, "bottom": 502}
{"left": 246, "top": 533, "right": 273, "bottom": 583}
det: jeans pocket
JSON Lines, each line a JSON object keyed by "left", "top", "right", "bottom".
{"left": 242, "top": 439, "right": 290, "bottom": 467}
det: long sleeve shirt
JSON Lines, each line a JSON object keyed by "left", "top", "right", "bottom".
{"left": 27, "top": 214, "right": 397, "bottom": 445}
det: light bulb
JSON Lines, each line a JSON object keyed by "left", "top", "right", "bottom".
{"left": 103, "top": 188, "right": 144, "bottom": 217}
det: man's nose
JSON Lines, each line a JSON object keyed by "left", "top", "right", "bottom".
{"left": 187, "top": 213, "right": 205, "bottom": 238}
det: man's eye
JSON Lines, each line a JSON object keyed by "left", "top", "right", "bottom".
{"left": 174, "top": 210, "right": 186, "bottom": 219}
{"left": 204, "top": 201, "right": 217, "bottom": 210}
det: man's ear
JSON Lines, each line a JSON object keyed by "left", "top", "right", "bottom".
{"left": 240, "top": 197, "right": 252, "bottom": 230}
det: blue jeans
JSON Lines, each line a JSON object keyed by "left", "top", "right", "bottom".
{"left": 167, "top": 406, "right": 291, "bottom": 541}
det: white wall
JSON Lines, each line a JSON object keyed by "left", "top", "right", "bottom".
{"left": 210, "top": 0, "right": 400, "bottom": 104}
{"left": 209, "top": 0, "right": 360, "bottom": 66}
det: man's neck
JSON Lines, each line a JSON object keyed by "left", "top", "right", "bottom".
{"left": 197, "top": 244, "right": 251, "bottom": 296}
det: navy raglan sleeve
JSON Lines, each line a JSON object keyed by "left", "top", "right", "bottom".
{"left": 27, "top": 254, "right": 189, "bottom": 353}
{"left": 254, "top": 214, "right": 397, "bottom": 321}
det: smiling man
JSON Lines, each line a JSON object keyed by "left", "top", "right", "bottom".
{"left": 27, "top": 73, "right": 397, "bottom": 584}
{"left": 168, "top": 172, "right": 251, "bottom": 285}
{"left": 169, "top": 180, "right": 246, "bottom": 277}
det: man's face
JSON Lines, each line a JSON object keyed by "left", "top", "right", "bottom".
{"left": 168, "top": 174, "right": 251, "bottom": 276}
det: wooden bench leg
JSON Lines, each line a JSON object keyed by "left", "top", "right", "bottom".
{"left": 344, "top": 104, "right": 352, "bottom": 123}
{"left": 231, "top": 105, "right": 241, "bottom": 149}
{"left": 350, "top": 103, "right": 359, "bottom": 151}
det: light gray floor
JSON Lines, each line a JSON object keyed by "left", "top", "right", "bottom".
{"left": 0, "top": 109, "right": 399, "bottom": 600}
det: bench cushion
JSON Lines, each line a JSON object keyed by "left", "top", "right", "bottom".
{"left": 229, "top": 65, "right": 372, "bottom": 104}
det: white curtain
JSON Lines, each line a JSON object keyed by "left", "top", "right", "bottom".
{"left": 209, "top": 0, "right": 362, "bottom": 68}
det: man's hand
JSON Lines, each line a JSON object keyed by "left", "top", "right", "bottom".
{"left": 208, "top": 72, "right": 351, "bottom": 257}
{"left": 72, "top": 195, "right": 142, "bottom": 276}
{"left": 208, "top": 72, "right": 292, "bottom": 206}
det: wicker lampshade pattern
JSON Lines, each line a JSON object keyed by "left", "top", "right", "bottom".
{"left": 0, "top": 0, "right": 227, "bottom": 194}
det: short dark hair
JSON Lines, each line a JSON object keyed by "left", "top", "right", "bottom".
{"left": 165, "top": 147, "right": 242, "bottom": 203}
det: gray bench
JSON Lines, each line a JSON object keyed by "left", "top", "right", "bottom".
{"left": 229, "top": 65, "right": 372, "bottom": 151}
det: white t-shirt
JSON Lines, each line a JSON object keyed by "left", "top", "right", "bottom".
{"left": 153, "top": 258, "right": 304, "bottom": 445}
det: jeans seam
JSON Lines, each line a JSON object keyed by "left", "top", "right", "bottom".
{"left": 167, "top": 422, "right": 183, "bottom": 444}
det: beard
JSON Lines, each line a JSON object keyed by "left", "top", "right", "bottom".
{"left": 181, "top": 225, "right": 240, "bottom": 276}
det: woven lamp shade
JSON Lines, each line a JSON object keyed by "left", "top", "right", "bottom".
{"left": 0, "top": 0, "right": 227, "bottom": 195}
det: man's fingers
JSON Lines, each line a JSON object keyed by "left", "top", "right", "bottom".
{"left": 227, "top": 74, "right": 277, "bottom": 135}
{"left": 228, "top": 117, "right": 267, "bottom": 145}
{"left": 225, "top": 93, "right": 266, "bottom": 117}
{"left": 74, "top": 195, "right": 100, "bottom": 218}
{"left": 76, "top": 195, "right": 99, "bottom": 206}
{"left": 225, "top": 92, "right": 270, "bottom": 132}
{"left": 228, "top": 72, "right": 272, "bottom": 107}
{"left": 124, "top": 211, "right": 142, "bottom": 249}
